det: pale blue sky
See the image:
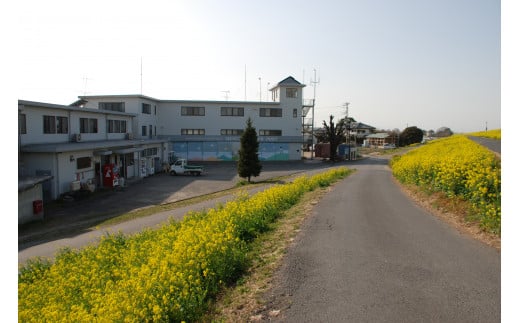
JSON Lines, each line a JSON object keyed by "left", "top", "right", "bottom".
{"left": 17, "top": 0, "right": 501, "bottom": 133}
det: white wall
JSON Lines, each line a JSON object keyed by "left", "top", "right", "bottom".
{"left": 19, "top": 106, "right": 70, "bottom": 145}
{"left": 157, "top": 101, "right": 301, "bottom": 137}
{"left": 22, "top": 153, "right": 57, "bottom": 198}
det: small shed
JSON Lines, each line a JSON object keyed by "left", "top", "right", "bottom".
{"left": 365, "top": 133, "right": 396, "bottom": 147}
{"left": 314, "top": 143, "right": 330, "bottom": 158}
{"left": 19, "top": 175, "right": 53, "bottom": 225}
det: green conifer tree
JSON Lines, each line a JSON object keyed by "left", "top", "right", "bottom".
{"left": 238, "top": 117, "right": 262, "bottom": 182}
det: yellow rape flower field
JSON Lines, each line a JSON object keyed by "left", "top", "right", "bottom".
{"left": 390, "top": 134, "right": 500, "bottom": 235}
{"left": 19, "top": 168, "right": 351, "bottom": 322}
{"left": 468, "top": 129, "right": 501, "bottom": 139}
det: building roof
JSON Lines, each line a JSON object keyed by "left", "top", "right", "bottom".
{"left": 79, "top": 76, "right": 301, "bottom": 103}
{"left": 77, "top": 95, "right": 280, "bottom": 106}
{"left": 270, "top": 76, "right": 306, "bottom": 90}
{"left": 19, "top": 175, "right": 53, "bottom": 192}
{"left": 350, "top": 122, "right": 376, "bottom": 130}
{"left": 19, "top": 100, "right": 137, "bottom": 117}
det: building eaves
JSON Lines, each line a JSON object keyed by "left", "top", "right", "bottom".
{"left": 19, "top": 175, "right": 53, "bottom": 192}
{"left": 18, "top": 100, "right": 138, "bottom": 117}
{"left": 159, "top": 99, "right": 279, "bottom": 106}
{"left": 79, "top": 94, "right": 161, "bottom": 102}
{"left": 366, "top": 133, "right": 390, "bottom": 139}
{"left": 79, "top": 95, "right": 280, "bottom": 106}
{"left": 20, "top": 139, "right": 168, "bottom": 153}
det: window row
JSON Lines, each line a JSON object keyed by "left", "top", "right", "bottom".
{"left": 41, "top": 116, "right": 127, "bottom": 134}
{"left": 180, "top": 106, "right": 297, "bottom": 118}
{"left": 181, "top": 129, "right": 282, "bottom": 136}
{"left": 141, "top": 147, "right": 158, "bottom": 157}
{"left": 43, "top": 115, "right": 68, "bottom": 134}
{"left": 99, "top": 102, "right": 125, "bottom": 112}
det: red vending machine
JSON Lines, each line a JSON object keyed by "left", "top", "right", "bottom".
{"left": 103, "top": 164, "right": 120, "bottom": 187}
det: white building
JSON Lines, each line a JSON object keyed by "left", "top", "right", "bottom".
{"left": 77, "top": 76, "right": 305, "bottom": 161}
{"left": 18, "top": 76, "right": 307, "bottom": 202}
{"left": 18, "top": 100, "right": 168, "bottom": 201}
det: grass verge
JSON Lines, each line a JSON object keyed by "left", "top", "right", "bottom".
{"left": 199, "top": 185, "right": 336, "bottom": 322}
{"left": 393, "top": 179, "right": 500, "bottom": 250}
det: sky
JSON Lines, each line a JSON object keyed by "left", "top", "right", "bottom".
{"left": 14, "top": 0, "right": 502, "bottom": 133}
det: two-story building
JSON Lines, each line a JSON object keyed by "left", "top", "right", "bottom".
{"left": 18, "top": 100, "right": 168, "bottom": 201}
{"left": 18, "top": 76, "right": 306, "bottom": 202}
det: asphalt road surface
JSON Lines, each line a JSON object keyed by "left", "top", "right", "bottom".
{"left": 264, "top": 157, "right": 500, "bottom": 323}
{"left": 468, "top": 136, "right": 501, "bottom": 154}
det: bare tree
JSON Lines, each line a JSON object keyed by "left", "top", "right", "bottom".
{"left": 322, "top": 115, "right": 346, "bottom": 161}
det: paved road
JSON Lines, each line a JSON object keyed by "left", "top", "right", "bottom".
{"left": 263, "top": 157, "right": 500, "bottom": 322}
{"left": 468, "top": 136, "right": 501, "bottom": 154}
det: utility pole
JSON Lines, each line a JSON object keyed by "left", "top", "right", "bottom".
{"left": 310, "top": 69, "right": 319, "bottom": 159}
{"left": 344, "top": 102, "right": 350, "bottom": 160}
{"left": 259, "top": 77, "right": 262, "bottom": 102}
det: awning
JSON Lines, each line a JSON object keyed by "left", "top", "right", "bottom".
{"left": 113, "top": 147, "right": 144, "bottom": 154}
{"left": 93, "top": 150, "right": 113, "bottom": 156}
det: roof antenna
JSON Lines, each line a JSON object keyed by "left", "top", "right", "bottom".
{"left": 222, "top": 90, "right": 230, "bottom": 100}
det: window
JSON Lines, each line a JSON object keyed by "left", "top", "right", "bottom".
{"left": 76, "top": 157, "right": 92, "bottom": 170}
{"left": 181, "top": 106, "right": 205, "bottom": 116}
{"left": 56, "top": 117, "right": 68, "bottom": 133}
{"left": 221, "top": 129, "right": 244, "bottom": 136}
{"left": 221, "top": 107, "right": 244, "bottom": 116}
{"left": 181, "top": 129, "right": 205, "bottom": 135}
{"left": 293, "top": 109, "right": 298, "bottom": 118}
{"left": 142, "top": 126, "right": 147, "bottom": 136}
{"left": 260, "top": 108, "right": 282, "bottom": 117}
{"left": 272, "top": 89, "right": 279, "bottom": 101}
{"left": 19, "top": 114, "right": 26, "bottom": 134}
{"left": 89, "top": 119, "right": 98, "bottom": 133}
{"left": 142, "top": 103, "right": 151, "bottom": 114}
{"left": 107, "top": 120, "right": 127, "bottom": 133}
{"left": 99, "top": 102, "right": 125, "bottom": 112}
{"left": 43, "top": 116, "right": 55, "bottom": 134}
{"left": 259, "top": 130, "right": 282, "bottom": 136}
{"left": 286, "top": 88, "right": 298, "bottom": 98}
{"left": 141, "top": 148, "right": 158, "bottom": 157}
{"left": 43, "top": 115, "right": 68, "bottom": 134}
{"left": 80, "top": 118, "right": 98, "bottom": 133}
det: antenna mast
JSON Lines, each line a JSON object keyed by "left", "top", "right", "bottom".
{"left": 140, "top": 57, "right": 143, "bottom": 94}
{"left": 222, "top": 90, "right": 230, "bottom": 100}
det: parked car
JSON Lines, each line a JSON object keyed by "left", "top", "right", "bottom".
{"left": 169, "top": 159, "right": 204, "bottom": 176}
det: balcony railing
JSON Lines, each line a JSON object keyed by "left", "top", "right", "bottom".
{"left": 303, "top": 99, "right": 315, "bottom": 107}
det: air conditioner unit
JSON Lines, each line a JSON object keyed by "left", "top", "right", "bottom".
{"left": 126, "top": 133, "right": 134, "bottom": 140}
{"left": 72, "top": 133, "right": 82, "bottom": 142}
